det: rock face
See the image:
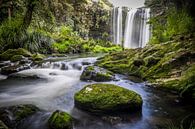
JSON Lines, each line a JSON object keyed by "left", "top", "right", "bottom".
{"left": 48, "top": 110, "right": 73, "bottom": 129}
{"left": 0, "top": 104, "right": 39, "bottom": 129}
{"left": 74, "top": 84, "right": 143, "bottom": 114}
{"left": 80, "top": 66, "right": 114, "bottom": 82}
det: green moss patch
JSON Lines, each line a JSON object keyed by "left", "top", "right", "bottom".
{"left": 80, "top": 66, "right": 114, "bottom": 82}
{"left": 74, "top": 84, "right": 143, "bottom": 114}
{"left": 0, "top": 48, "right": 32, "bottom": 61}
{"left": 48, "top": 110, "right": 73, "bottom": 129}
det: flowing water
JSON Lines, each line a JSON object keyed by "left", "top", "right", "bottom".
{"left": 124, "top": 8, "right": 151, "bottom": 48}
{"left": 112, "top": 7, "right": 151, "bottom": 48}
{"left": 113, "top": 7, "right": 123, "bottom": 45}
{"left": 0, "top": 56, "right": 194, "bottom": 129}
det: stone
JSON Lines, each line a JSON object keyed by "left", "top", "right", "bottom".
{"left": 80, "top": 66, "right": 114, "bottom": 82}
{"left": 1, "top": 64, "right": 30, "bottom": 75}
{"left": 48, "top": 110, "right": 73, "bottom": 129}
{"left": 74, "top": 84, "right": 143, "bottom": 114}
{"left": 0, "top": 104, "right": 39, "bottom": 129}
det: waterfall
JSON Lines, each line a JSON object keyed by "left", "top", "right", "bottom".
{"left": 124, "top": 8, "right": 150, "bottom": 48}
{"left": 112, "top": 7, "right": 151, "bottom": 48}
{"left": 112, "top": 7, "right": 123, "bottom": 45}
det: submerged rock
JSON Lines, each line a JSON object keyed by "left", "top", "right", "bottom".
{"left": 74, "top": 84, "right": 143, "bottom": 114}
{"left": 48, "top": 110, "right": 73, "bottom": 129}
{"left": 0, "top": 104, "right": 39, "bottom": 129}
{"left": 80, "top": 66, "right": 114, "bottom": 82}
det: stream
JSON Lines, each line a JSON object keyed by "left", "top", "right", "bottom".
{"left": 0, "top": 56, "right": 194, "bottom": 129}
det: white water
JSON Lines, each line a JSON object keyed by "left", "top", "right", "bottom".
{"left": 113, "top": 7, "right": 151, "bottom": 48}
{"left": 124, "top": 8, "right": 150, "bottom": 48}
{"left": 0, "top": 57, "right": 97, "bottom": 111}
{"left": 113, "top": 7, "right": 123, "bottom": 45}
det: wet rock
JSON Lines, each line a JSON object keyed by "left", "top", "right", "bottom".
{"left": 0, "top": 104, "right": 39, "bottom": 129}
{"left": 102, "top": 116, "right": 122, "bottom": 125}
{"left": 1, "top": 64, "right": 30, "bottom": 75}
{"left": 61, "top": 63, "right": 68, "bottom": 70}
{"left": 80, "top": 66, "right": 114, "bottom": 82}
{"left": 82, "top": 62, "right": 91, "bottom": 65}
{"left": 48, "top": 110, "right": 73, "bottom": 129}
{"left": 8, "top": 73, "right": 40, "bottom": 79}
{"left": 0, "top": 48, "right": 32, "bottom": 61}
{"left": 0, "top": 61, "right": 11, "bottom": 68}
{"left": 72, "top": 63, "right": 82, "bottom": 70}
{"left": 74, "top": 84, "right": 143, "bottom": 114}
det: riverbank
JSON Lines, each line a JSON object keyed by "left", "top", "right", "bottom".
{"left": 97, "top": 34, "right": 195, "bottom": 102}
{"left": 0, "top": 56, "right": 194, "bottom": 129}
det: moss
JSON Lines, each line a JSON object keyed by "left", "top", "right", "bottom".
{"left": 10, "top": 55, "right": 24, "bottom": 62}
{"left": 80, "top": 66, "right": 114, "bottom": 82}
{"left": 13, "top": 104, "right": 39, "bottom": 121}
{"left": 97, "top": 37, "right": 195, "bottom": 101}
{"left": 32, "top": 53, "right": 45, "bottom": 61}
{"left": 74, "top": 84, "right": 143, "bottom": 114}
{"left": 179, "top": 64, "right": 195, "bottom": 100}
{"left": 0, "top": 104, "right": 39, "bottom": 128}
{"left": 0, "top": 48, "right": 32, "bottom": 61}
{"left": 48, "top": 110, "right": 73, "bottom": 129}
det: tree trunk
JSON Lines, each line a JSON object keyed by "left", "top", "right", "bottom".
{"left": 22, "top": 0, "right": 37, "bottom": 30}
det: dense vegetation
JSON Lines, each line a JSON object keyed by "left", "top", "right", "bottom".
{"left": 97, "top": 0, "right": 195, "bottom": 102}
{"left": 0, "top": 0, "right": 121, "bottom": 54}
{"left": 145, "top": 0, "right": 195, "bottom": 44}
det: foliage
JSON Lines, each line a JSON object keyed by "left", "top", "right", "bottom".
{"left": 149, "top": 8, "right": 194, "bottom": 44}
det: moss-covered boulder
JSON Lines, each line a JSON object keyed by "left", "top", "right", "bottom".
{"left": 74, "top": 84, "right": 143, "bottom": 114}
{"left": 48, "top": 110, "right": 73, "bottom": 129}
{"left": 0, "top": 120, "right": 9, "bottom": 129}
{"left": 80, "top": 66, "right": 114, "bottom": 82}
{"left": 32, "top": 53, "right": 46, "bottom": 61}
{"left": 10, "top": 55, "right": 25, "bottom": 62}
{"left": 0, "top": 104, "right": 39, "bottom": 129}
{"left": 0, "top": 48, "right": 32, "bottom": 61}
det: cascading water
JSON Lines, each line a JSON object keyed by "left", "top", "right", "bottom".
{"left": 113, "top": 7, "right": 151, "bottom": 48}
{"left": 124, "top": 8, "right": 151, "bottom": 48}
{"left": 112, "top": 7, "right": 123, "bottom": 45}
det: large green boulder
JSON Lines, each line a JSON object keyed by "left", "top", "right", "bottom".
{"left": 74, "top": 84, "right": 143, "bottom": 114}
{"left": 0, "top": 48, "right": 32, "bottom": 61}
{"left": 0, "top": 104, "right": 39, "bottom": 129}
{"left": 48, "top": 110, "right": 73, "bottom": 129}
{"left": 80, "top": 66, "right": 114, "bottom": 82}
